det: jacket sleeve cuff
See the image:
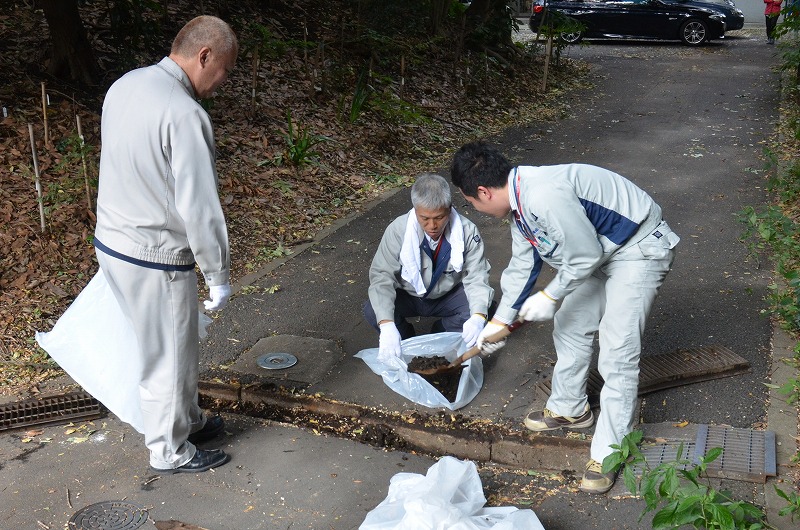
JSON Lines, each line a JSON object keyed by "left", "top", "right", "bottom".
{"left": 203, "top": 270, "right": 230, "bottom": 287}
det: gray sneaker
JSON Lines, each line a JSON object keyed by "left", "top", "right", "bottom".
{"left": 524, "top": 404, "right": 594, "bottom": 431}
{"left": 579, "top": 459, "right": 617, "bottom": 494}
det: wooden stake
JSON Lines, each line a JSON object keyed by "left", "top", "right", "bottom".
{"left": 40, "top": 82, "right": 49, "bottom": 147}
{"left": 314, "top": 42, "right": 324, "bottom": 97}
{"left": 76, "top": 115, "right": 92, "bottom": 211}
{"left": 541, "top": 36, "right": 552, "bottom": 92}
{"left": 28, "top": 123, "right": 46, "bottom": 234}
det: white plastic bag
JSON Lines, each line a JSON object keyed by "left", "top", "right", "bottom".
{"left": 36, "top": 270, "right": 145, "bottom": 433}
{"left": 36, "top": 270, "right": 215, "bottom": 434}
{"left": 355, "top": 332, "right": 483, "bottom": 410}
{"left": 360, "top": 456, "right": 545, "bottom": 530}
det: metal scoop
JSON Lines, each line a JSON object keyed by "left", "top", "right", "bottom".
{"left": 409, "top": 319, "right": 526, "bottom": 376}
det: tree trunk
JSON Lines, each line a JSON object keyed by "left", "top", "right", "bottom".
{"left": 38, "top": 0, "right": 98, "bottom": 86}
{"left": 430, "top": 0, "right": 450, "bottom": 35}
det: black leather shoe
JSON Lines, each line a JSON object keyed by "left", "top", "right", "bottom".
{"left": 151, "top": 448, "right": 230, "bottom": 474}
{"left": 187, "top": 415, "right": 225, "bottom": 444}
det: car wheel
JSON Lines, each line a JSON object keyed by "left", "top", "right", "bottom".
{"left": 680, "top": 19, "right": 708, "bottom": 46}
{"left": 559, "top": 31, "right": 582, "bottom": 44}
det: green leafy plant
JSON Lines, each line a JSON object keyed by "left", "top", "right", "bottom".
{"left": 603, "top": 431, "right": 768, "bottom": 529}
{"left": 346, "top": 68, "right": 373, "bottom": 124}
{"left": 776, "top": 373, "right": 800, "bottom": 404}
{"left": 272, "top": 179, "right": 293, "bottom": 195}
{"left": 532, "top": 10, "right": 587, "bottom": 61}
{"left": 277, "top": 110, "right": 332, "bottom": 167}
{"left": 372, "top": 173, "right": 405, "bottom": 186}
{"left": 739, "top": 145, "right": 800, "bottom": 335}
{"left": 774, "top": 485, "right": 800, "bottom": 521}
{"left": 370, "top": 88, "right": 429, "bottom": 126}
{"left": 774, "top": 8, "right": 800, "bottom": 83}
{"left": 259, "top": 243, "right": 292, "bottom": 261}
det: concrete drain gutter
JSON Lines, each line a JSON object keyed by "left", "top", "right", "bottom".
{"left": 198, "top": 380, "right": 591, "bottom": 473}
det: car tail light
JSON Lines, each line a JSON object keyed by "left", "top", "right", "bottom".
{"left": 533, "top": 5, "right": 544, "bottom": 13}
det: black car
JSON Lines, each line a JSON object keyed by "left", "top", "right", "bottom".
{"left": 529, "top": 0, "right": 745, "bottom": 46}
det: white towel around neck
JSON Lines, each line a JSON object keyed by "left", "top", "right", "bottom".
{"left": 400, "top": 207, "right": 464, "bottom": 296}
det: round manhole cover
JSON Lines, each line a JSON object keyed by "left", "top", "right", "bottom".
{"left": 257, "top": 352, "right": 298, "bottom": 370}
{"left": 68, "top": 500, "right": 149, "bottom": 529}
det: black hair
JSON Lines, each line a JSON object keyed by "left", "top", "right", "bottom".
{"left": 449, "top": 141, "right": 513, "bottom": 198}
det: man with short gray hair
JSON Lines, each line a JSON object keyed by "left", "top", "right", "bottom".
{"left": 364, "top": 173, "right": 494, "bottom": 362}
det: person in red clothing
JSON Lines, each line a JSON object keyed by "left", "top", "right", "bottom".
{"left": 765, "top": 0, "right": 783, "bottom": 44}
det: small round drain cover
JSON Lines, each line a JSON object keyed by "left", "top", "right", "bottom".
{"left": 257, "top": 352, "right": 298, "bottom": 370}
{"left": 68, "top": 500, "right": 149, "bottom": 529}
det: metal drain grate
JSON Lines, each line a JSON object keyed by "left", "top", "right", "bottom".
{"left": 535, "top": 345, "right": 750, "bottom": 402}
{"left": 695, "top": 425, "right": 776, "bottom": 483}
{"left": 639, "top": 345, "right": 751, "bottom": 394}
{"left": 633, "top": 441, "right": 695, "bottom": 475}
{"left": 631, "top": 426, "right": 776, "bottom": 484}
{"left": 0, "top": 391, "right": 104, "bottom": 433}
{"left": 68, "top": 500, "right": 149, "bottom": 529}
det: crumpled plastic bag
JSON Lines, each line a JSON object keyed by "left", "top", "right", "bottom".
{"left": 355, "top": 332, "right": 483, "bottom": 410}
{"left": 360, "top": 456, "right": 545, "bottom": 530}
{"left": 35, "top": 269, "right": 214, "bottom": 434}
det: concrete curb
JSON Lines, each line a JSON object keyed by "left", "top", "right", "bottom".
{"left": 763, "top": 325, "right": 799, "bottom": 530}
{"left": 198, "top": 380, "right": 592, "bottom": 473}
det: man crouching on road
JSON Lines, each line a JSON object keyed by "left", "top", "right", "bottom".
{"left": 363, "top": 173, "right": 495, "bottom": 363}
{"left": 450, "top": 141, "right": 679, "bottom": 493}
{"left": 94, "top": 15, "right": 237, "bottom": 474}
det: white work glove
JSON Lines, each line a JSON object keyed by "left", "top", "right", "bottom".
{"left": 518, "top": 290, "right": 558, "bottom": 322}
{"left": 461, "top": 314, "right": 487, "bottom": 348}
{"left": 204, "top": 283, "right": 232, "bottom": 311}
{"left": 476, "top": 321, "right": 507, "bottom": 354}
{"left": 378, "top": 322, "right": 403, "bottom": 363}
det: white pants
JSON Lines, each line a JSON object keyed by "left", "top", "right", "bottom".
{"left": 546, "top": 221, "right": 678, "bottom": 463}
{"left": 97, "top": 251, "right": 204, "bottom": 469}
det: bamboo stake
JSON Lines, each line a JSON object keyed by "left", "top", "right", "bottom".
{"left": 40, "top": 82, "right": 49, "bottom": 147}
{"left": 251, "top": 49, "right": 260, "bottom": 113}
{"left": 400, "top": 55, "right": 405, "bottom": 99}
{"left": 303, "top": 21, "right": 308, "bottom": 76}
{"left": 313, "top": 42, "right": 324, "bottom": 97}
{"left": 76, "top": 115, "right": 92, "bottom": 211}
{"left": 28, "top": 123, "right": 46, "bottom": 234}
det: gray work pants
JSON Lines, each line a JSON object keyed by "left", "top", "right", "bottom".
{"left": 546, "top": 220, "right": 678, "bottom": 463}
{"left": 96, "top": 250, "right": 204, "bottom": 469}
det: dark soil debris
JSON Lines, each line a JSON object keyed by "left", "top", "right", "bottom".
{"left": 407, "top": 355, "right": 463, "bottom": 403}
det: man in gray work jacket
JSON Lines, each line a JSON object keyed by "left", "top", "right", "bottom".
{"left": 364, "top": 173, "right": 494, "bottom": 363}
{"left": 94, "top": 16, "right": 237, "bottom": 474}
{"left": 450, "top": 141, "right": 679, "bottom": 494}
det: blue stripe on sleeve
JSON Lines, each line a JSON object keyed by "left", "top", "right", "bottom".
{"left": 580, "top": 199, "right": 640, "bottom": 245}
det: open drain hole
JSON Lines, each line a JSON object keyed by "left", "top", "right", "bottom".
{"left": 68, "top": 500, "right": 149, "bottom": 529}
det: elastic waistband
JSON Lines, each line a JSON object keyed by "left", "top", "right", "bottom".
{"left": 94, "top": 238, "right": 196, "bottom": 271}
